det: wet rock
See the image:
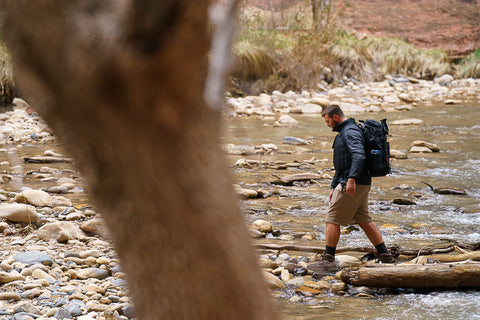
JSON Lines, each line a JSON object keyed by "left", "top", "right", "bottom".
{"left": 57, "top": 177, "right": 76, "bottom": 185}
{"left": 444, "top": 99, "right": 462, "bottom": 104}
{"left": 391, "top": 118, "right": 424, "bottom": 125}
{"left": 43, "top": 186, "right": 69, "bottom": 194}
{"left": 262, "top": 271, "right": 285, "bottom": 289}
{"left": 0, "top": 203, "right": 40, "bottom": 223}
{"left": 285, "top": 277, "right": 306, "bottom": 287}
{"left": 410, "top": 140, "right": 440, "bottom": 152}
{"left": 38, "top": 221, "right": 83, "bottom": 242}
{"left": 251, "top": 219, "right": 272, "bottom": 233}
{"left": 280, "top": 269, "right": 291, "bottom": 282}
{"left": 289, "top": 295, "right": 302, "bottom": 303}
{"left": 395, "top": 104, "right": 413, "bottom": 111}
{"left": 293, "top": 266, "right": 308, "bottom": 276}
{"left": 66, "top": 211, "right": 84, "bottom": 221}
{"left": 331, "top": 281, "right": 347, "bottom": 294}
{"left": 282, "top": 136, "right": 310, "bottom": 145}
{"left": 235, "top": 186, "right": 258, "bottom": 199}
{"left": 392, "top": 198, "right": 416, "bottom": 205}
{"left": 295, "top": 285, "right": 322, "bottom": 296}
{"left": 390, "top": 149, "right": 408, "bottom": 159}
{"left": 303, "top": 280, "right": 330, "bottom": 291}
{"left": 278, "top": 115, "right": 298, "bottom": 126}
{"left": 409, "top": 146, "right": 433, "bottom": 153}
{"left": 335, "top": 255, "right": 362, "bottom": 268}
{"left": 224, "top": 144, "right": 255, "bottom": 155}
{"left": 14, "top": 251, "right": 53, "bottom": 266}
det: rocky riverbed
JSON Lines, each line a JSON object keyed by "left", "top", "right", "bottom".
{"left": 0, "top": 74, "right": 478, "bottom": 319}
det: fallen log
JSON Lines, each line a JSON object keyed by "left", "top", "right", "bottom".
{"left": 409, "top": 251, "right": 480, "bottom": 263}
{"left": 254, "top": 243, "right": 455, "bottom": 256}
{"left": 23, "top": 156, "right": 74, "bottom": 164}
{"left": 270, "top": 173, "right": 323, "bottom": 186}
{"left": 339, "top": 263, "right": 480, "bottom": 288}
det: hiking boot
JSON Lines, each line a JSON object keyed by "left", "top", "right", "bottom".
{"left": 378, "top": 253, "right": 395, "bottom": 263}
{"left": 307, "top": 254, "right": 339, "bottom": 279}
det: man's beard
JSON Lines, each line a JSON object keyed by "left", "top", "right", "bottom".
{"left": 331, "top": 119, "right": 340, "bottom": 131}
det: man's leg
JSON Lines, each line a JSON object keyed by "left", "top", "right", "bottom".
{"left": 326, "top": 222, "right": 340, "bottom": 247}
{"left": 359, "top": 222, "right": 394, "bottom": 262}
{"left": 325, "top": 222, "right": 340, "bottom": 259}
{"left": 358, "top": 222, "right": 383, "bottom": 246}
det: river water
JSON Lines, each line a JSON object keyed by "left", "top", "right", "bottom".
{"left": 222, "top": 103, "right": 480, "bottom": 319}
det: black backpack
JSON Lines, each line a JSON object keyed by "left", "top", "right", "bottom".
{"left": 358, "top": 119, "right": 391, "bottom": 177}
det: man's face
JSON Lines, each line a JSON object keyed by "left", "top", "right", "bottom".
{"left": 324, "top": 114, "right": 339, "bottom": 131}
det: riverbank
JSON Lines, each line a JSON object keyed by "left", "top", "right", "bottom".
{"left": 225, "top": 75, "right": 480, "bottom": 117}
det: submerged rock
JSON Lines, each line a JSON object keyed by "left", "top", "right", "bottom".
{"left": 282, "top": 136, "right": 310, "bottom": 145}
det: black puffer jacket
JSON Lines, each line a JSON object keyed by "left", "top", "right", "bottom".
{"left": 331, "top": 118, "right": 371, "bottom": 189}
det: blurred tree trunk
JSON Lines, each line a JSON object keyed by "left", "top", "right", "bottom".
{"left": 268, "top": 0, "right": 276, "bottom": 29}
{"left": 1, "top": 1, "right": 278, "bottom": 319}
{"left": 312, "top": 0, "right": 335, "bottom": 32}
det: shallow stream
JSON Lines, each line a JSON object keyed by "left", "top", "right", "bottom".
{"left": 223, "top": 103, "right": 480, "bottom": 319}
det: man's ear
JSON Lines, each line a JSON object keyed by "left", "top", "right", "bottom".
{"left": 332, "top": 114, "right": 341, "bottom": 122}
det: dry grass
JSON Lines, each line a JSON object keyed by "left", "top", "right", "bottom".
{"left": 232, "top": 41, "right": 276, "bottom": 80}
{"left": 0, "top": 42, "right": 15, "bottom": 107}
{"left": 456, "top": 49, "right": 480, "bottom": 78}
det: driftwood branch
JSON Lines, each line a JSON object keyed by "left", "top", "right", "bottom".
{"left": 23, "top": 156, "right": 74, "bottom": 163}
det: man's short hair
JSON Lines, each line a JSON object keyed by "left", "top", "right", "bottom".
{"left": 321, "top": 104, "right": 344, "bottom": 118}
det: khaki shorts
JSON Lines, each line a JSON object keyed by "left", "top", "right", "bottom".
{"left": 326, "top": 184, "right": 372, "bottom": 226}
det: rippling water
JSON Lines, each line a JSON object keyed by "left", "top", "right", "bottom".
{"left": 222, "top": 103, "right": 480, "bottom": 319}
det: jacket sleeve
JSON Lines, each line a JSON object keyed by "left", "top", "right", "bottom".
{"left": 331, "top": 171, "right": 340, "bottom": 189}
{"left": 343, "top": 128, "right": 366, "bottom": 180}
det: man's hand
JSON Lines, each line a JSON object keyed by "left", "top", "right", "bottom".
{"left": 346, "top": 178, "right": 356, "bottom": 196}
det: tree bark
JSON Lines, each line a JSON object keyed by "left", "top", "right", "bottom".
{"left": 2, "top": 1, "right": 277, "bottom": 319}
{"left": 339, "top": 263, "right": 480, "bottom": 288}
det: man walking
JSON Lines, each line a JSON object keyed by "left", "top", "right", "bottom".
{"left": 311, "top": 104, "right": 394, "bottom": 273}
